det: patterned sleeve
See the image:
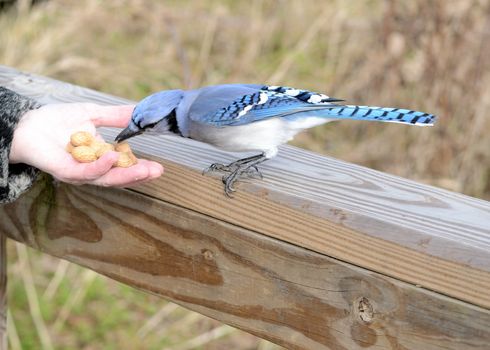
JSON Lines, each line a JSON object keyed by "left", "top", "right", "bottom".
{"left": 0, "top": 87, "right": 41, "bottom": 204}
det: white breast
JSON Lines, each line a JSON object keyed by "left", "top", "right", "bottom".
{"left": 189, "top": 117, "right": 332, "bottom": 153}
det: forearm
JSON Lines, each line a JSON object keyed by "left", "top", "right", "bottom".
{"left": 0, "top": 87, "right": 41, "bottom": 203}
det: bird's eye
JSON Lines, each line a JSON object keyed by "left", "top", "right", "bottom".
{"left": 142, "top": 121, "right": 158, "bottom": 130}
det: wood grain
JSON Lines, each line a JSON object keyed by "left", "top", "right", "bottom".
{"left": 0, "top": 233, "right": 6, "bottom": 350}
{"left": 1, "top": 65, "right": 489, "bottom": 308}
{"left": 1, "top": 180, "right": 490, "bottom": 350}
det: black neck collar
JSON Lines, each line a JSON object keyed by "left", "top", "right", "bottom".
{"left": 167, "top": 109, "right": 181, "bottom": 136}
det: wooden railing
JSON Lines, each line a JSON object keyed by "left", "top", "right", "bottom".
{"left": 0, "top": 65, "right": 489, "bottom": 349}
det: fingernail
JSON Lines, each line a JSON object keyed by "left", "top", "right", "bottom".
{"left": 151, "top": 166, "right": 164, "bottom": 177}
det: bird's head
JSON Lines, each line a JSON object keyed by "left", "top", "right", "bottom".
{"left": 115, "top": 89, "right": 184, "bottom": 142}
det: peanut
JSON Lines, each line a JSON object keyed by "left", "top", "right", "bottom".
{"left": 67, "top": 132, "right": 137, "bottom": 167}
{"left": 128, "top": 152, "right": 138, "bottom": 164}
{"left": 115, "top": 142, "right": 137, "bottom": 166}
{"left": 116, "top": 152, "right": 136, "bottom": 168}
{"left": 70, "top": 131, "right": 94, "bottom": 147}
{"left": 93, "top": 141, "right": 115, "bottom": 158}
{"left": 114, "top": 142, "right": 132, "bottom": 153}
{"left": 71, "top": 146, "right": 97, "bottom": 163}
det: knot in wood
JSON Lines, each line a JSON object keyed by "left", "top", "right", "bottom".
{"left": 357, "top": 297, "right": 374, "bottom": 323}
{"left": 202, "top": 249, "right": 215, "bottom": 261}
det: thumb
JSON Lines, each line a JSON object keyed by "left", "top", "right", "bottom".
{"left": 90, "top": 105, "right": 136, "bottom": 128}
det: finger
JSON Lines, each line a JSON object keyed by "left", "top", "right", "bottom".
{"left": 91, "top": 162, "right": 151, "bottom": 187}
{"left": 64, "top": 151, "right": 119, "bottom": 181}
{"left": 90, "top": 105, "right": 135, "bottom": 128}
{"left": 111, "top": 160, "right": 163, "bottom": 186}
{"left": 131, "top": 159, "right": 164, "bottom": 179}
{"left": 92, "top": 159, "right": 163, "bottom": 187}
{"left": 115, "top": 177, "right": 156, "bottom": 188}
{"left": 144, "top": 160, "right": 164, "bottom": 178}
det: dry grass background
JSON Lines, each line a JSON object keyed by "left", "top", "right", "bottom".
{"left": 1, "top": 0, "right": 489, "bottom": 349}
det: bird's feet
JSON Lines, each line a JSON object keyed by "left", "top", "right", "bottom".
{"left": 203, "top": 154, "right": 266, "bottom": 197}
{"left": 203, "top": 163, "right": 263, "bottom": 178}
{"left": 220, "top": 166, "right": 262, "bottom": 196}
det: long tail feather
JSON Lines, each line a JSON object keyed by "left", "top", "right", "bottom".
{"left": 315, "top": 105, "right": 436, "bottom": 126}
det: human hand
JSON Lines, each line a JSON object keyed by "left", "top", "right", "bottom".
{"left": 9, "top": 103, "right": 163, "bottom": 187}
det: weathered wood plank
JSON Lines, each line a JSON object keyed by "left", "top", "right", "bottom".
{"left": 0, "top": 233, "right": 6, "bottom": 350}
{"left": 1, "top": 65, "right": 489, "bottom": 308}
{"left": 1, "top": 179, "right": 489, "bottom": 349}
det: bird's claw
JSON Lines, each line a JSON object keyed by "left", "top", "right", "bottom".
{"left": 203, "top": 163, "right": 234, "bottom": 175}
{"left": 204, "top": 163, "right": 263, "bottom": 179}
{"left": 203, "top": 153, "right": 267, "bottom": 197}
{"left": 245, "top": 166, "right": 263, "bottom": 179}
{"left": 203, "top": 163, "right": 221, "bottom": 175}
{"left": 221, "top": 166, "right": 263, "bottom": 197}
{"left": 223, "top": 175, "right": 237, "bottom": 197}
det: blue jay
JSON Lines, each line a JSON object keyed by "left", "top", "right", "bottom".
{"left": 115, "top": 84, "right": 436, "bottom": 196}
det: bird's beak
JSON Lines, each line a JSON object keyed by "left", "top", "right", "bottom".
{"left": 115, "top": 126, "right": 143, "bottom": 143}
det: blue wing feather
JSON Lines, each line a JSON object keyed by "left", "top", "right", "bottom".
{"left": 197, "top": 89, "right": 340, "bottom": 126}
{"left": 189, "top": 85, "right": 436, "bottom": 127}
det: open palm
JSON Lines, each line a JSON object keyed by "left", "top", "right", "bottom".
{"left": 10, "top": 103, "right": 163, "bottom": 187}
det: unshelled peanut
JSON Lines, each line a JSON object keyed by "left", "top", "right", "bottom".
{"left": 114, "top": 142, "right": 132, "bottom": 153}
{"left": 70, "top": 131, "right": 94, "bottom": 147}
{"left": 67, "top": 131, "right": 137, "bottom": 167}
{"left": 115, "top": 142, "right": 137, "bottom": 166}
{"left": 71, "top": 146, "right": 97, "bottom": 163}
{"left": 93, "top": 141, "right": 115, "bottom": 158}
{"left": 115, "top": 152, "right": 135, "bottom": 168}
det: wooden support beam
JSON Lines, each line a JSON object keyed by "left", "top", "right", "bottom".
{"left": 0, "top": 65, "right": 489, "bottom": 348}
{"left": 2, "top": 65, "right": 489, "bottom": 308}
{"left": 0, "top": 233, "right": 6, "bottom": 350}
{"left": 1, "top": 181, "right": 490, "bottom": 349}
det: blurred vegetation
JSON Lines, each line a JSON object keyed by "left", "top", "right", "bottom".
{"left": 1, "top": 0, "right": 489, "bottom": 348}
